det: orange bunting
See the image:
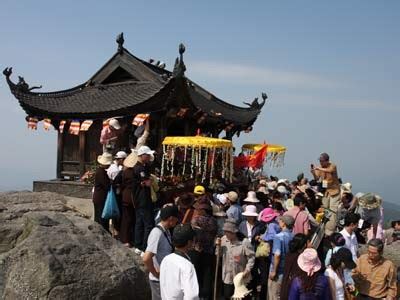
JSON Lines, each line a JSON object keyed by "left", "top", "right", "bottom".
{"left": 27, "top": 117, "right": 38, "bottom": 130}
{"left": 43, "top": 118, "right": 52, "bottom": 131}
{"left": 69, "top": 120, "right": 80, "bottom": 135}
{"left": 80, "top": 120, "right": 93, "bottom": 131}
{"left": 132, "top": 114, "right": 150, "bottom": 126}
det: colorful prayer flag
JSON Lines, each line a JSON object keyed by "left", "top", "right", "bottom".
{"left": 132, "top": 114, "right": 150, "bottom": 126}
{"left": 27, "top": 117, "right": 38, "bottom": 130}
{"left": 59, "top": 120, "right": 66, "bottom": 133}
{"left": 69, "top": 120, "right": 80, "bottom": 135}
{"left": 80, "top": 120, "right": 93, "bottom": 131}
{"left": 43, "top": 118, "right": 52, "bottom": 131}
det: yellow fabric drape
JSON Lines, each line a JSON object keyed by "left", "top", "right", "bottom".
{"left": 162, "top": 136, "right": 232, "bottom": 148}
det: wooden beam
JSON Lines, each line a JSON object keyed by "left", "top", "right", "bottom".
{"left": 56, "top": 130, "right": 64, "bottom": 179}
{"left": 79, "top": 131, "right": 86, "bottom": 177}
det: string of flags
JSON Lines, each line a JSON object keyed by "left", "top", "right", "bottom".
{"left": 26, "top": 113, "right": 150, "bottom": 135}
{"left": 132, "top": 113, "right": 149, "bottom": 126}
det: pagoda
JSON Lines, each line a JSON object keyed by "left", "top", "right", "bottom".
{"left": 4, "top": 33, "right": 266, "bottom": 181}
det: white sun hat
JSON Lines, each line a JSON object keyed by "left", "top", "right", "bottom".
{"left": 137, "top": 145, "right": 155, "bottom": 156}
{"left": 243, "top": 191, "right": 260, "bottom": 203}
{"left": 242, "top": 205, "right": 259, "bottom": 217}
{"left": 115, "top": 151, "right": 127, "bottom": 159}
{"left": 108, "top": 118, "right": 121, "bottom": 130}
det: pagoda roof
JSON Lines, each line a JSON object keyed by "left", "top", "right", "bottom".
{"left": 3, "top": 34, "right": 265, "bottom": 126}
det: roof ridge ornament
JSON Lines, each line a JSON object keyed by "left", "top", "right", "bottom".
{"left": 116, "top": 32, "right": 125, "bottom": 54}
{"left": 3, "top": 67, "right": 42, "bottom": 92}
{"left": 243, "top": 92, "right": 267, "bottom": 109}
{"left": 173, "top": 43, "right": 186, "bottom": 78}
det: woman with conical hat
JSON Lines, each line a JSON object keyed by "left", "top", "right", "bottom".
{"left": 93, "top": 152, "right": 113, "bottom": 231}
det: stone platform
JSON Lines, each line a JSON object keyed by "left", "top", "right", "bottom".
{"left": 33, "top": 180, "right": 92, "bottom": 199}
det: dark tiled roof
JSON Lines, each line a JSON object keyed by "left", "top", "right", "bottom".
{"left": 187, "top": 81, "right": 261, "bottom": 124}
{"left": 4, "top": 46, "right": 264, "bottom": 125}
{"left": 9, "top": 79, "right": 173, "bottom": 120}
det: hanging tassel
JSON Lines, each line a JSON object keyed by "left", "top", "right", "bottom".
{"left": 191, "top": 147, "right": 195, "bottom": 178}
{"left": 210, "top": 148, "right": 215, "bottom": 184}
{"left": 202, "top": 148, "right": 209, "bottom": 183}
{"left": 229, "top": 148, "right": 234, "bottom": 182}
{"left": 161, "top": 144, "right": 166, "bottom": 179}
{"left": 171, "top": 147, "right": 175, "bottom": 176}
{"left": 182, "top": 146, "right": 187, "bottom": 176}
{"left": 221, "top": 148, "right": 226, "bottom": 179}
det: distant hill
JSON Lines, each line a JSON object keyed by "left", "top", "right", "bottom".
{"left": 383, "top": 201, "right": 400, "bottom": 226}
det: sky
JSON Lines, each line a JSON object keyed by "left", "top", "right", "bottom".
{"left": 0, "top": 1, "right": 399, "bottom": 206}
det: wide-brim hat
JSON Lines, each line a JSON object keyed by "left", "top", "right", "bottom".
{"left": 257, "top": 186, "right": 269, "bottom": 195}
{"left": 277, "top": 179, "right": 289, "bottom": 186}
{"left": 97, "top": 153, "right": 113, "bottom": 166}
{"left": 227, "top": 191, "right": 238, "bottom": 202}
{"left": 358, "top": 192, "right": 382, "bottom": 209}
{"left": 108, "top": 118, "right": 121, "bottom": 130}
{"left": 115, "top": 151, "right": 127, "bottom": 159}
{"left": 260, "top": 208, "right": 279, "bottom": 223}
{"left": 259, "top": 179, "right": 267, "bottom": 186}
{"left": 223, "top": 220, "right": 239, "bottom": 233}
{"left": 124, "top": 150, "right": 154, "bottom": 168}
{"left": 232, "top": 272, "right": 251, "bottom": 298}
{"left": 278, "top": 215, "right": 295, "bottom": 228}
{"left": 123, "top": 152, "right": 137, "bottom": 168}
{"left": 297, "top": 248, "right": 321, "bottom": 276}
{"left": 267, "top": 181, "right": 277, "bottom": 191}
{"left": 341, "top": 182, "right": 352, "bottom": 194}
{"left": 277, "top": 185, "right": 289, "bottom": 195}
{"left": 242, "top": 205, "right": 259, "bottom": 217}
{"left": 137, "top": 145, "right": 155, "bottom": 156}
{"left": 244, "top": 191, "right": 260, "bottom": 203}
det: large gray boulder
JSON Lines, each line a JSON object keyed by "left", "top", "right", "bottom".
{"left": 0, "top": 191, "right": 150, "bottom": 300}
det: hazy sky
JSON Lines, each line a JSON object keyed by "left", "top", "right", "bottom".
{"left": 1, "top": 1, "right": 399, "bottom": 205}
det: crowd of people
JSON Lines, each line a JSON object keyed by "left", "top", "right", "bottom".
{"left": 92, "top": 126, "right": 399, "bottom": 300}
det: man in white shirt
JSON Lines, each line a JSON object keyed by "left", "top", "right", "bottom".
{"left": 143, "top": 205, "right": 179, "bottom": 300}
{"left": 160, "top": 224, "right": 199, "bottom": 300}
{"left": 340, "top": 212, "right": 360, "bottom": 262}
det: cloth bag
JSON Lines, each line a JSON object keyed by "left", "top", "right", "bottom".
{"left": 102, "top": 188, "right": 120, "bottom": 219}
{"left": 255, "top": 240, "right": 270, "bottom": 258}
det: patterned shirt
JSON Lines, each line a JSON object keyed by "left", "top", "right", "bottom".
{"left": 219, "top": 236, "right": 255, "bottom": 284}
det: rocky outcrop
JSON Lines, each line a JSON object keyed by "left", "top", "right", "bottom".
{"left": 0, "top": 191, "right": 150, "bottom": 300}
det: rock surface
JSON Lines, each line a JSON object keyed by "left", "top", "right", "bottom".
{"left": 0, "top": 191, "right": 150, "bottom": 300}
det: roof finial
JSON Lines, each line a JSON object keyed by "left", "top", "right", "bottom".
{"left": 116, "top": 32, "right": 125, "bottom": 54}
{"left": 173, "top": 43, "right": 186, "bottom": 78}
